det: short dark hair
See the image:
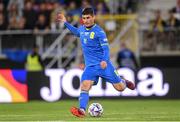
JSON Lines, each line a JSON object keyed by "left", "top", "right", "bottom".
{"left": 82, "top": 7, "right": 94, "bottom": 16}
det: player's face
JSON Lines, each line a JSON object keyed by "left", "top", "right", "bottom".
{"left": 82, "top": 14, "right": 95, "bottom": 27}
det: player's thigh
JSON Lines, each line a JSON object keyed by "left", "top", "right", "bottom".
{"left": 101, "top": 62, "right": 126, "bottom": 91}
{"left": 81, "top": 66, "right": 99, "bottom": 86}
{"left": 100, "top": 62, "right": 122, "bottom": 84}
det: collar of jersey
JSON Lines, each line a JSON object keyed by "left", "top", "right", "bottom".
{"left": 85, "top": 24, "right": 96, "bottom": 30}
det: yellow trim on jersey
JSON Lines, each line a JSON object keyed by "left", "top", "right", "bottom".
{"left": 114, "top": 70, "right": 119, "bottom": 76}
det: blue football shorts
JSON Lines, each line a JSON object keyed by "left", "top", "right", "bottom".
{"left": 81, "top": 61, "right": 122, "bottom": 85}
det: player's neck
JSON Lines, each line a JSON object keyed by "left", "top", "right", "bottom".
{"left": 86, "top": 23, "right": 95, "bottom": 29}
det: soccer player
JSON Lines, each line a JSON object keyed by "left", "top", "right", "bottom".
{"left": 56, "top": 7, "right": 135, "bottom": 118}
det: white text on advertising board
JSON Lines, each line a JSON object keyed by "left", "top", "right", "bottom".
{"left": 40, "top": 67, "right": 169, "bottom": 102}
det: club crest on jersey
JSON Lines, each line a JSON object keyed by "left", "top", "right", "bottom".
{"left": 85, "top": 32, "right": 89, "bottom": 36}
{"left": 83, "top": 38, "right": 87, "bottom": 44}
{"left": 90, "top": 32, "right": 95, "bottom": 39}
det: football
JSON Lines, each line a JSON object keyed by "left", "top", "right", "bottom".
{"left": 88, "top": 103, "right": 103, "bottom": 117}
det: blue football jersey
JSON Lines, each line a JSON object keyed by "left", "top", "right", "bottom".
{"left": 78, "top": 24, "right": 110, "bottom": 66}
{"left": 65, "top": 22, "right": 110, "bottom": 67}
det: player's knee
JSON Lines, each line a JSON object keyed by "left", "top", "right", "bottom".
{"left": 113, "top": 83, "right": 126, "bottom": 92}
{"left": 81, "top": 80, "right": 93, "bottom": 91}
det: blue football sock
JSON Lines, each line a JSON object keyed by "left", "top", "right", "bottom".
{"left": 79, "top": 91, "right": 89, "bottom": 111}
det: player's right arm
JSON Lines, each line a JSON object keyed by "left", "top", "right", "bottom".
{"left": 56, "top": 13, "right": 80, "bottom": 37}
{"left": 98, "top": 30, "right": 110, "bottom": 69}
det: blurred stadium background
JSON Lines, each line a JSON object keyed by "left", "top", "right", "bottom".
{"left": 0, "top": 0, "right": 180, "bottom": 121}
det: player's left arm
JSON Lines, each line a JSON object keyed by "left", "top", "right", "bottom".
{"left": 98, "top": 30, "right": 110, "bottom": 69}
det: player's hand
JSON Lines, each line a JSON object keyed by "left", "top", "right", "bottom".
{"left": 56, "top": 13, "right": 66, "bottom": 23}
{"left": 100, "top": 61, "right": 107, "bottom": 69}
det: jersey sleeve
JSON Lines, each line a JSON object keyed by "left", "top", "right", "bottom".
{"left": 64, "top": 22, "right": 80, "bottom": 37}
{"left": 98, "top": 30, "right": 110, "bottom": 61}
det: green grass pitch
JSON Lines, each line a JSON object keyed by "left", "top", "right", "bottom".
{"left": 0, "top": 99, "right": 180, "bottom": 121}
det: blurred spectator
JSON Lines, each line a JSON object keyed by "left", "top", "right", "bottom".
{"left": 126, "top": 0, "right": 138, "bottom": 13}
{"left": 50, "top": 2, "right": 65, "bottom": 31}
{"left": 43, "top": 2, "right": 53, "bottom": 24}
{"left": 67, "top": 1, "right": 81, "bottom": 21}
{"left": 116, "top": 42, "right": 138, "bottom": 70}
{"left": 17, "top": 17, "right": 26, "bottom": 30}
{"left": 118, "top": 0, "right": 139, "bottom": 14}
{"left": 23, "top": 1, "right": 37, "bottom": 29}
{"left": 171, "top": 0, "right": 180, "bottom": 13}
{"left": 0, "top": 3, "right": 7, "bottom": 16}
{"left": 26, "top": 45, "right": 44, "bottom": 71}
{"left": 0, "top": 3, "right": 8, "bottom": 27}
{"left": 8, "top": 3, "right": 21, "bottom": 23}
{"left": 8, "top": 15, "right": 19, "bottom": 30}
{"left": 0, "top": 13, "right": 7, "bottom": 30}
{"left": 0, "top": 0, "right": 9, "bottom": 9}
{"left": 7, "top": 0, "right": 24, "bottom": 17}
{"left": 167, "top": 10, "right": 180, "bottom": 29}
{"left": 81, "top": 0, "right": 91, "bottom": 9}
{"left": 105, "top": 0, "right": 119, "bottom": 14}
{"left": 95, "top": 2, "right": 109, "bottom": 15}
{"left": 150, "top": 10, "right": 167, "bottom": 32}
{"left": 118, "top": 0, "right": 129, "bottom": 13}
{"left": 34, "top": 14, "right": 49, "bottom": 32}
{"left": 38, "top": 3, "right": 51, "bottom": 27}
{"left": 0, "top": 0, "right": 143, "bottom": 31}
